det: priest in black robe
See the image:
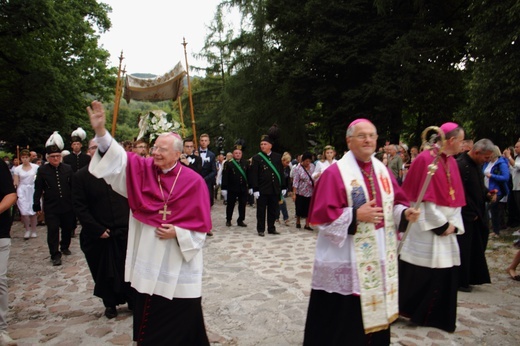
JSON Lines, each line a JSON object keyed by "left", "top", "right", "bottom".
{"left": 72, "top": 160, "right": 135, "bottom": 318}
{"left": 456, "top": 138, "right": 495, "bottom": 292}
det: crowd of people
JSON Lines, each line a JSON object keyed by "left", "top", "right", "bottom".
{"left": 0, "top": 105, "right": 519, "bottom": 344}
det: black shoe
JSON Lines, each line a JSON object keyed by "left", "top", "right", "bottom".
{"left": 258, "top": 232, "right": 265, "bottom": 237}
{"left": 296, "top": 224, "right": 301, "bottom": 229}
{"left": 61, "top": 249, "right": 72, "bottom": 256}
{"left": 304, "top": 225, "right": 314, "bottom": 231}
{"left": 458, "top": 286, "right": 472, "bottom": 292}
{"left": 237, "top": 221, "right": 247, "bottom": 227}
{"left": 52, "top": 257, "right": 62, "bottom": 266}
{"left": 104, "top": 306, "right": 118, "bottom": 319}
{"left": 268, "top": 231, "right": 281, "bottom": 235}
{"left": 226, "top": 221, "right": 231, "bottom": 227}
{"left": 207, "top": 231, "right": 214, "bottom": 237}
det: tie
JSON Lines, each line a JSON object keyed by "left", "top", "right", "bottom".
{"left": 200, "top": 150, "right": 206, "bottom": 153}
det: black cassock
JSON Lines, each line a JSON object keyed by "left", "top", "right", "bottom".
{"left": 72, "top": 166, "right": 134, "bottom": 307}
{"left": 456, "top": 152, "right": 491, "bottom": 288}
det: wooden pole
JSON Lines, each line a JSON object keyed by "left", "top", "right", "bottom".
{"left": 182, "top": 37, "right": 198, "bottom": 149}
{"left": 177, "top": 96, "right": 187, "bottom": 138}
{"left": 111, "top": 51, "right": 125, "bottom": 137}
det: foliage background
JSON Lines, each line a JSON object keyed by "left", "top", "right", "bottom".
{"left": 1, "top": 0, "right": 518, "bottom": 158}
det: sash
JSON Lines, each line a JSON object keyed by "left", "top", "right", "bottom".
{"left": 231, "top": 159, "right": 248, "bottom": 183}
{"left": 337, "top": 151, "right": 399, "bottom": 334}
{"left": 258, "top": 152, "right": 283, "bottom": 201}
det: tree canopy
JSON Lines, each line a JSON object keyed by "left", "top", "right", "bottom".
{"left": 0, "top": 0, "right": 115, "bottom": 153}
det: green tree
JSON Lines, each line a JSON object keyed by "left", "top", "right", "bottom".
{"left": 463, "top": 0, "right": 520, "bottom": 148}
{"left": 0, "top": 0, "right": 115, "bottom": 153}
{"left": 266, "top": 0, "right": 469, "bottom": 151}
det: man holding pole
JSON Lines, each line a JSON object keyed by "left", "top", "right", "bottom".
{"left": 399, "top": 122, "right": 466, "bottom": 332}
{"left": 303, "top": 119, "right": 419, "bottom": 345}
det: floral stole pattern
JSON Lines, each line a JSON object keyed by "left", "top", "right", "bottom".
{"left": 338, "top": 151, "right": 399, "bottom": 334}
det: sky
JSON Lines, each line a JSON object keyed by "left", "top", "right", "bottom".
{"left": 98, "top": 0, "right": 227, "bottom": 76}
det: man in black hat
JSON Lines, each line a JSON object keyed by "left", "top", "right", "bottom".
{"left": 64, "top": 127, "right": 91, "bottom": 172}
{"left": 33, "top": 132, "right": 75, "bottom": 266}
{"left": 222, "top": 144, "right": 250, "bottom": 227}
{"left": 249, "top": 135, "right": 286, "bottom": 236}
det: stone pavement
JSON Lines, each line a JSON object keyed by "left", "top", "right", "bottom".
{"left": 5, "top": 199, "right": 520, "bottom": 345}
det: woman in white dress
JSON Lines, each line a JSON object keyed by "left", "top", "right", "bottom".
{"left": 312, "top": 145, "right": 337, "bottom": 181}
{"left": 13, "top": 149, "right": 39, "bottom": 240}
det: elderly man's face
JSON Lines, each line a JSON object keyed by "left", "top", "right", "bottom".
{"left": 152, "top": 135, "right": 181, "bottom": 170}
{"left": 260, "top": 141, "right": 272, "bottom": 154}
{"left": 347, "top": 122, "right": 378, "bottom": 162}
{"left": 473, "top": 150, "right": 493, "bottom": 165}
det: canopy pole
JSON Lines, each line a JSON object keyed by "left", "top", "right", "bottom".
{"left": 182, "top": 38, "right": 198, "bottom": 149}
{"left": 111, "top": 51, "right": 125, "bottom": 137}
{"left": 177, "top": 96, "right": 187, "bottom": 138}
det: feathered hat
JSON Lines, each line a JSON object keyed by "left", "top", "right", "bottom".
{"left": 233, "top": 138, "right": 246, "bottom": 151}
{"left": 70, "top": 127, "right": 87, "bottom": 144}
{"left": 45, "top": 131, "right": 65, "bottom": 154}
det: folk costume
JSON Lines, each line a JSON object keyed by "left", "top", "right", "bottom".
{"left": 399, "top": 123, "right": 466, "bottom": 332}
{"left": 90, "top": 132, "right": 211, "bottom": 345}
{"left": 221, "top": 148, "right": 249, "bottom": 226}
{"left": 304, "top": 150, "right": 410, "bottom": 345}
{"left": 456, "top": 151, "right": 491, "bottom": 290}
{"left": 249, "top": 135, "right": 285, "bottom": 236}
{"left": 63, "top": 127, "right": 91, "bottom": 172}
{"left": 72, "top": 166, "right": 135, "bottom": 315}
{"left": 33, "top": 132, "right": 75, "bottom": 265}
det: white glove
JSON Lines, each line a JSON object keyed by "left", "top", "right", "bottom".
{"left": 254, "top": 191, "right": 260, "bottom": 199}
{"left": 282, "top": 189, "right": 287, "bottom": 196}
{"left": 249, "top": 188, "right": 253, "bottom": 195}
{"left": 221, "top": 190, "right": 228, "bottom": 200}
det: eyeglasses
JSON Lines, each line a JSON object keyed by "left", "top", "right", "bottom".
{"left": 48, "top": 155, "right": 61, "bottom": 159}
{"left": 150, "top": 146, "right": 169, "bottom": 154}
{"left": 88, "top": 146, "right": 98, "bottom": 150}
{"left": 350, "top": 133, "right": 378, "bottom": 140}
{"left": 134, "top": 145, "right": 147, "bottom": 149}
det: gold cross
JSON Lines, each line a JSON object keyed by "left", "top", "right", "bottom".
{"left": 159, "top": 204, "right": 171, "bottom": 221}
{"left": 368, "top": 295, "right": 383, "bottom": 311}
{"left": 449, "top": 187, "right": 455, "bottom": 200}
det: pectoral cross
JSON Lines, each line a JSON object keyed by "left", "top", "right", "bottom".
{"left": 159, "top": 204, "right": 171, "bottom": 221}
{"left": 449, "top": 187, "right": 455, "bottom": 200}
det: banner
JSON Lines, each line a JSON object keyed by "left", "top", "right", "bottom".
{"left": 123, "top": 61, "right": 186, "bottom": 102}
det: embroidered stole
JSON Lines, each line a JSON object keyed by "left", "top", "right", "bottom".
{"left": 337, "top": 151, "right": 399, "bottom": 334}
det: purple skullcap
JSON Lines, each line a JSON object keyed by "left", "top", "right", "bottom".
{"left": 440, "top": 122, "right": 459, "bottom": 134}
{"left": 348, "top": 118, "right": 373, "bottom": 128}
{"left": 170, "top": 132, "right": 182, "bottom": 140}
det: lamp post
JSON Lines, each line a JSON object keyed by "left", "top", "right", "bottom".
{"left": 217, "top": 123, "right": 225, "bottom": 153}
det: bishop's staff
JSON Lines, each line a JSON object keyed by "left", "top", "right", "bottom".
{"left": 397, "top": 126, "right": 446, "bottom": 255}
